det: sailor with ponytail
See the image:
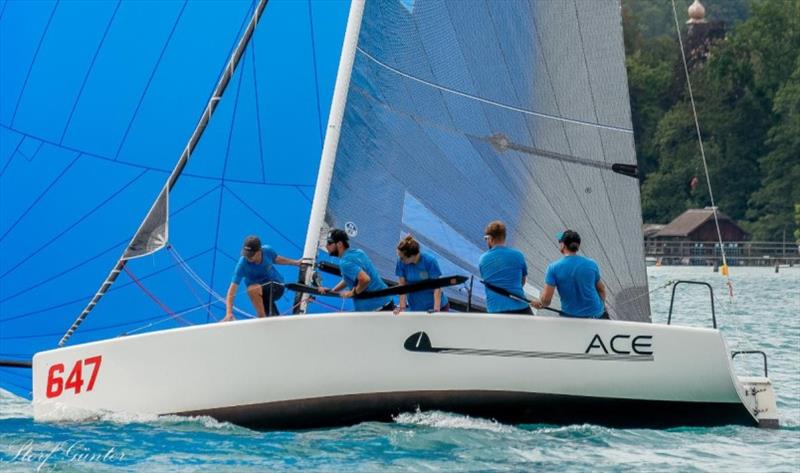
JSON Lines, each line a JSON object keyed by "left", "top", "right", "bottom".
{"left": 395, "top": 235, "right": 449, "bottom": 313}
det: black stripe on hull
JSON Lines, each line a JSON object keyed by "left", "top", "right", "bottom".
{"left": 178, "top": 390, "right": 756, "bottom": 430}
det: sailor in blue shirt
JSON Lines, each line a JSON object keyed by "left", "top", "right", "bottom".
{"left": 532, "top": 230, "right": 608, "bottom": 319}
{"left": 479, "top": 221, "right": 533, "bottom": 314}
{"left": 223, "top": 235, "right": 301, "bottom": 321}
{"left": 320, "top": 229, "right": 395, "bottom": 312}
{"left": 395, "top": 235, "right": 449, "bottom": 313}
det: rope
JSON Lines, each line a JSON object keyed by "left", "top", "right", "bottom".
{"left": 123, "top": 266, "right": 191, "bottom": 326}
{"left": 671, "top": 0, "right": 733, "bottom": 301}
{"left": 167, "top": 245, "right": 255, "bottom": 319}
{"left": 120, "top": 302, "right": 215, "bottom": 336}
{"left": 167, "top": 246, "right": 219, "bottom": 321}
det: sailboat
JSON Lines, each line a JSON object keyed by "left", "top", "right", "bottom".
{"left": 2, "top": 0, "right": 779, "bottom": 428}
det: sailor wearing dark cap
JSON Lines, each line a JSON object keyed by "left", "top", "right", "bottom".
{"left": 532, "top": 230, "right": 608, "bottom": 319}
{"left": 222, "top": 235, "right": 302, "bottom": 321}
{"left": 320, "top": 229, "right": 395, "bottom": 311}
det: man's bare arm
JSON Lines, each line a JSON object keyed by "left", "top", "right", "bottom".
{"left": 275, "top": 255, "right": 301, "bottom": 266}
{"left": 532, "top": 284, "right": 555, "bottom": 309}
{"left": 222, "top": 283, "right": 238, "bottom": 321}
{"left": 596, "top": 280, "right": 606, "bottom": 303}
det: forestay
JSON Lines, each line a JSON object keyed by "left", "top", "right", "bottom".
{"left": 311, "top": 0, "right": 651, "bottom": 321}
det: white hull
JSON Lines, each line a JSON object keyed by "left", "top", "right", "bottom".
{"left": 32, "top": 312, "right": 777, "bottom": 428}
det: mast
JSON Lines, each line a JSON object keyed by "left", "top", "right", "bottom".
{"left": 58, "top": 0, "right": 269, "bottom": 347}
{"left": 296, "top": 0, "right": 366, "bottom": 313}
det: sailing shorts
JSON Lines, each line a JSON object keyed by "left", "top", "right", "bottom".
{"left": 259, "top": 281, "right": 285, "bottom": 316}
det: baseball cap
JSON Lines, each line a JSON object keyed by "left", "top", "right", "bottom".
{"left": 242, "top": 235, "right": 261, "bottom": 257}
{"left": 326, "top": 228, "right": 349, "bottom": 245}
{"left": 557, "top": 230, "right": 581, "bottom": 246}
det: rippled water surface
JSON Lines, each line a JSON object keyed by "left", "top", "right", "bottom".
{"left": 1, "top": 266, "right": 798, "bottom": 472}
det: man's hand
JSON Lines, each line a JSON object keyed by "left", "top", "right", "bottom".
{"left": 393, "top": 305, "right": 405, "bottom": 315}
{"left": 531, "top": 299, "right": 543, "bottom": 309}
{"left": 317, "top": 287, "right": 329, "bottom": 294}
{"left": 221, "top": 313, "right": 235, "bottom": 322}
{"left": 340, "top": 289, "right": 354, "bottom": 298}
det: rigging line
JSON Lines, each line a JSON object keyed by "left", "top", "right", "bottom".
{"left": 9, "top": 0, "right": 60, "bottom": 127}
{"left": 1, "top": 121, "right": 315, "bottom": 187}
{"left": 307, "top": 0, "right": 325, "bottom": 146}
{"left": 0, "top": 302, "right": 212, "bottom": 341}
{"left": 58, "top": 0, "right": 122, "bottom": 145}
{"left": 671, "top": 0, "right": 728, "bottom": 271}
{"left": 571, "top": 0, "right": 637, "bottom": 286}
{"left": 0, "top": 246, "right": 215, "bottom": 322}
{"left": 122, "top": 266, "right": 190, "bottom": 325}
{"left": 356, "top": 47, "right": 634, "bottom": 135}
{"left": 0, "top": 169, "right": 149, "bottom": 281}
{"left": 166, "top": 246, "right": 218, "bottom": 321}
{"left": 0, "top": 134, "right": 25, "bottom": 178}
{"left": 206, "top": 49, "right": 248, "bottom": 322}
{"left": 0, "top": 152, "right": 81, "bottom": 244}
{"left": 121, "top": 302, "right": 217, "bottom": 337}
{"left": 250, "top": 40, "right": 266, "bottom": 183}
{"left": 113, "top": 0, "right": 188, "bottom": 160}
{"left": 223, "top": 185, "right": 304, "bottom": 252}
{"left": 168, "top": 246, "right": 254, "bottom": 319}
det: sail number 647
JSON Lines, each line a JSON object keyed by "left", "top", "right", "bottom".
{"left": 46, "top": 356, "right": 102, "bottom": 398}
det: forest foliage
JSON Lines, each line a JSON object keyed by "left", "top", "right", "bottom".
{"left": 622, "top": 0, "right": 799, "bottom": 241}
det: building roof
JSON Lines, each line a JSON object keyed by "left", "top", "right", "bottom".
{"left": 655, "top": 208, "right": 735, "bottom": 237}
{"left": 642, "top": 224, "right": 665, "bottom": 238}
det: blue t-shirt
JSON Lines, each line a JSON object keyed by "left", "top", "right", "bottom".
{"left": 231, "top": 245, "right": 283, "bottom": 287}
{"left": 395, "top": 252, "right": 449, "bottom": 311}
{"left": 479, "top": 246, "right": 529, "bottom": 313}
{"left": 340, "top": 248, "right": 393, "bottom": 311}
{"left": 544, "top": 255, "right": 604, "bottom": 318}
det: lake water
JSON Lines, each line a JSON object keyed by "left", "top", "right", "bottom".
{"left": 1, "top": 266, "right": 798, "bottom": 472}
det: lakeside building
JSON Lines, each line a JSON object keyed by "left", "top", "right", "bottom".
{"left": 644, "top": 208, "right": 797, "bottom": 266}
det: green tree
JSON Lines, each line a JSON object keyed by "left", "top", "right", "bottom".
{"left": 747, "top": 62, "right": 800, "bottom": 240}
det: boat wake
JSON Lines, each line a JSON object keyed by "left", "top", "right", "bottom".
{"left": 0, "top": 389, "right": 32, "bottom": 420}
{"left": 0, "top": 390, "right": 239, "bottom": 430}
{"left": 393, "top": 409, "right": 514, "bottom": 433}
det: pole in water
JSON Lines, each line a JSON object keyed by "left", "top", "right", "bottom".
{"left": 775, "top": 264, "right": 779, "bottom": 274}
{"left": 713, "top": 261, "right": 719, "bottom": 272}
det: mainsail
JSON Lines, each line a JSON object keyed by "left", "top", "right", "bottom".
{"left": 306, "top": 0, "right": 651, "bottom": 321}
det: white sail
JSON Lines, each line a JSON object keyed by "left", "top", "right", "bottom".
{"left": 308, "top": 0, "right": 650, "bottom": 321}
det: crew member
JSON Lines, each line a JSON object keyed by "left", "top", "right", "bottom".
{"left": 320, "top": 229, "right": 395, "bottom": 311}
{"left": 222, "top": 235, "right": 301, "bottom": 321}
{"left": 532, "top": 230, "right": 608, "bottom": 319}
{"left": 479, "top": 221, "right": 532, "bottom": 314}
{"left": 394, "top": 234, "right": 449, "bottom": 313}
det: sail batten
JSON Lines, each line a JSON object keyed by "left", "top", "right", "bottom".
{"left": 314, "top": 0, "right": 650, "bottom": 321}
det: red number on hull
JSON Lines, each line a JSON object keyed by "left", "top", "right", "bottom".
{"left": 44, "top": 356, "right": 102, "bottom": 399}
{"left": 65, "top": 363, "right": 84, "bottom": 393}
{"left": 84, "top": 356, "right": 102, "bottom": 391}
{"left": 45, "top": 364, "right": 64, "bottom": 398}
